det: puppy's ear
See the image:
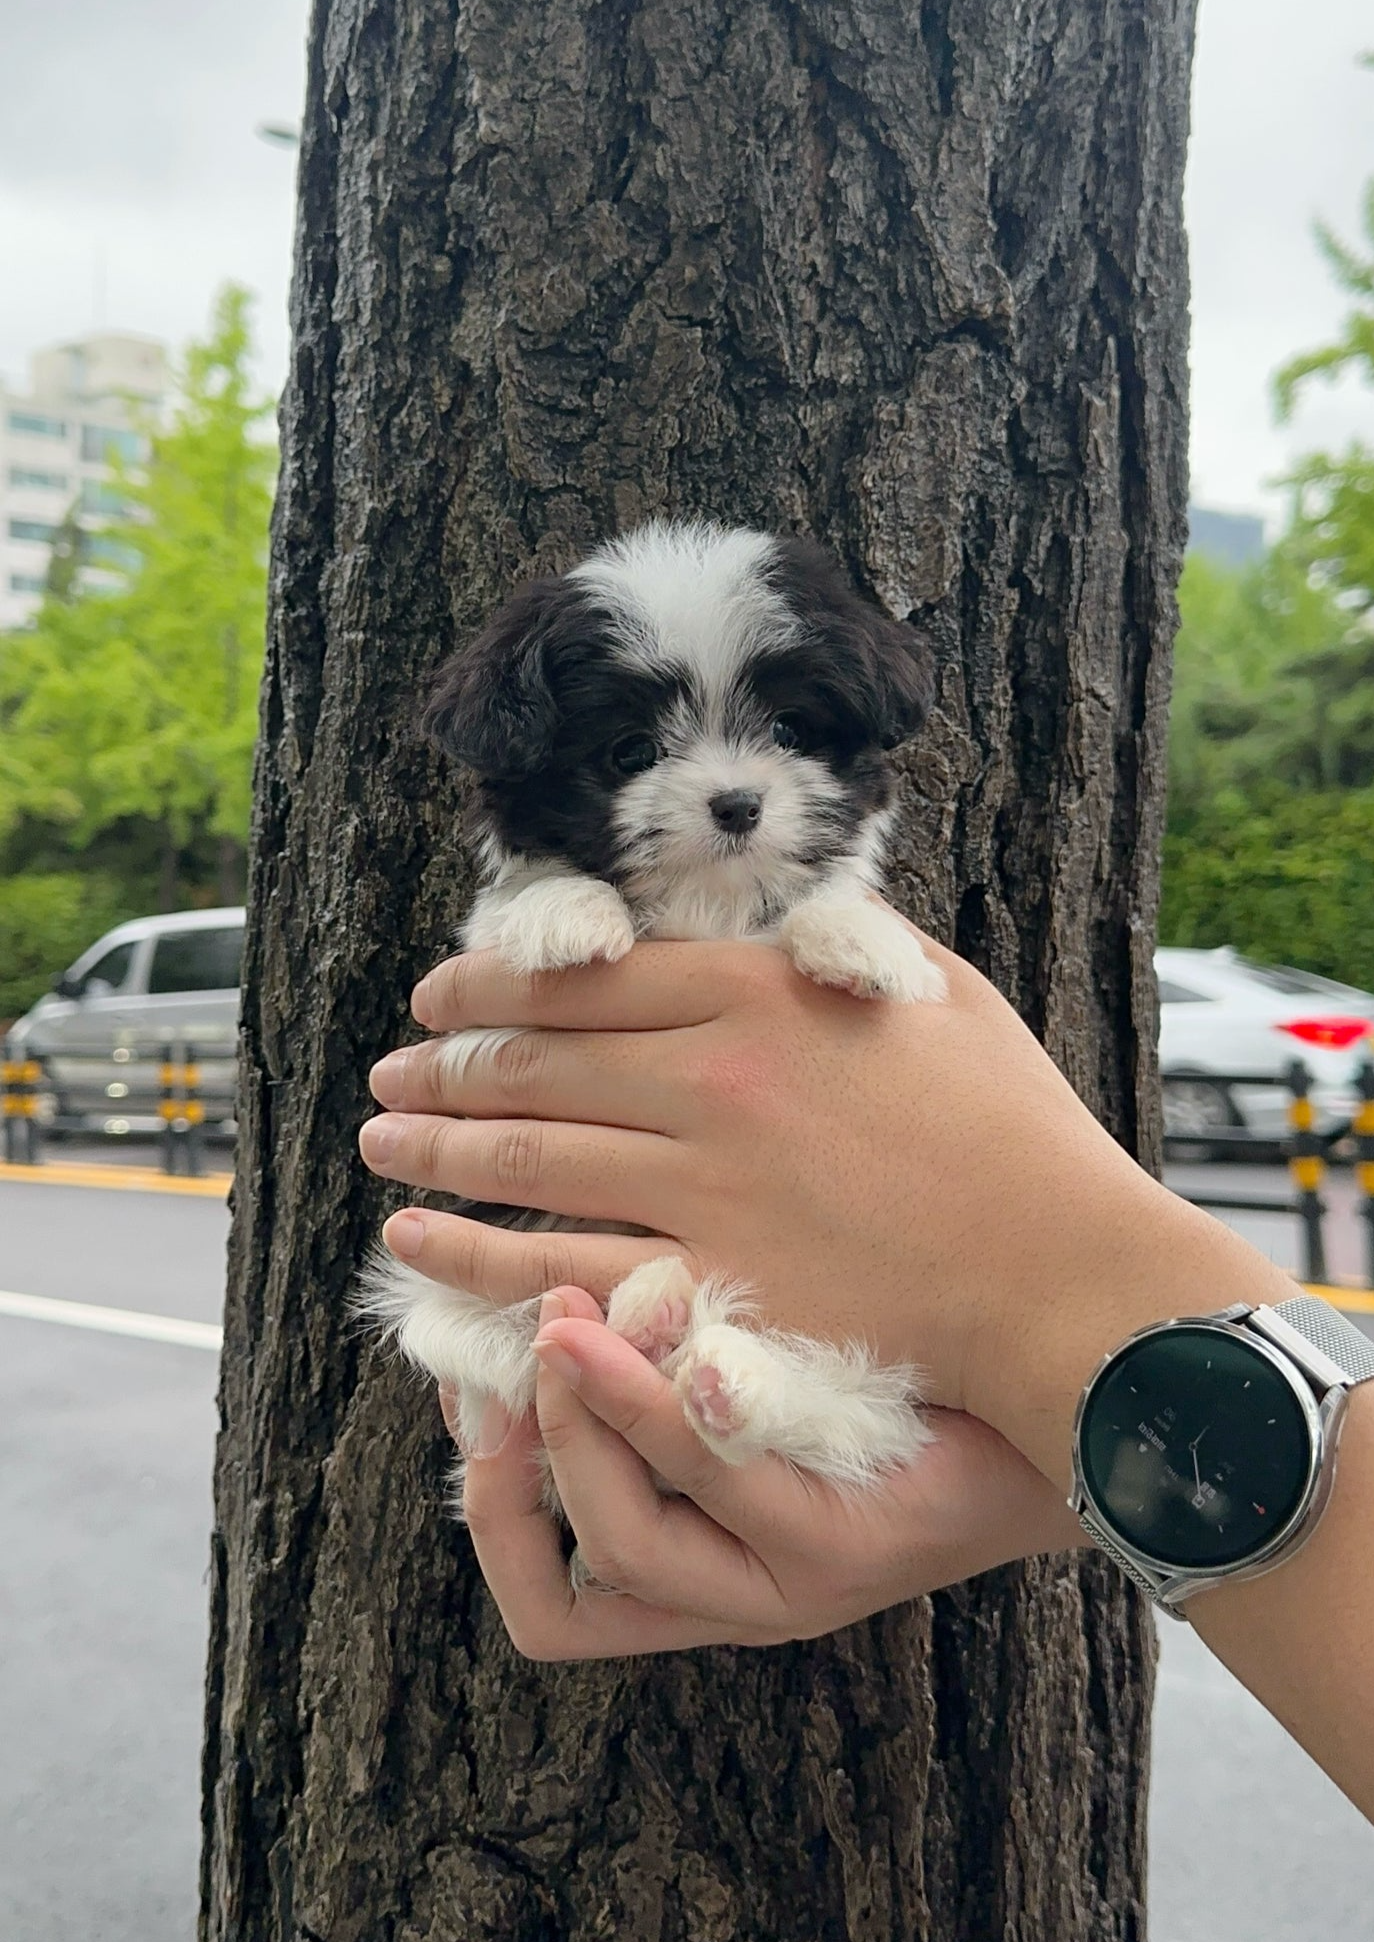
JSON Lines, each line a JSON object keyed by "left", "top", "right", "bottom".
{"left": 862, "top": 610, "right": 936, "bottom": 751}
{"left": 771, "top": 537, "right": 934, "bottom": 751}
{"left": 423, "top": 577, "right": 574, "bottom": 778}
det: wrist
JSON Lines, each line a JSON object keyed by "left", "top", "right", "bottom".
{"left": 913, "top": 1411, "right": 1090, "bottom": 1588}
{"left": 964, "top": 1176, "right": 1303, "bottom": 1491}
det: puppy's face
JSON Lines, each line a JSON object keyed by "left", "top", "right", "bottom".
{"left": 426, "top": 523, "right": 933, "bottom": 904}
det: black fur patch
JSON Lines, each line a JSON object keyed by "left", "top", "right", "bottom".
{"left": 764, "top": 536, "right": 934, "bottom": 751}
{"left": 479, "top": 647, "right": 685, "bottom": 879}
{"left": 424, "top": 529, "right": 932, "bottom": 883}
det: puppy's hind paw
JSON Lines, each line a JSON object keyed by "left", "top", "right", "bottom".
{"left": 605, "top": 1256, "right": 697, "bottom": 1365}
{"left": 673, "top": 1323, "right": 781, "bottom": 1466}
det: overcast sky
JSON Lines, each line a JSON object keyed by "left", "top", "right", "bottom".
{"left": 2, "top": 0, "right": 1371, "bottom": 530}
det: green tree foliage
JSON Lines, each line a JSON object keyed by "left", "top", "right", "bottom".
{"left": 1163, "top": 84, "right": 1374, "bottom": 995}
{"left": 0, "top": 286, "right": 274, "bottom": 908}
{"left": 1161, "top": 790, "right": 1374, "bottom": 993}
{"left": 1273, "top": 172, "right": 1374, "bottom": 617}
{"left": 1164, "top": 550, "right": 1374, "bottom": 990}
{"left": 0, "top": 871, "right": 129, "bottom": 1023}
{"left": 1168, "top": 551, "right": 1374, "bottom": 819}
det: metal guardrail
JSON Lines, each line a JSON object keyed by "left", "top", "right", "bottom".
{"left": 1357, "top": 1060, "right": 1374, "bottom": 1293}
{"left": 1168, "top": 1055, "right": 1374, "bottom": 1289}
{"left": 7, "top": 1035, "right": 1373, "bottom": 1282}
{"left": 2, "top": 1036, "right": 215, "bottom": 1177}
{"left": 1, "top": 1052, "right": 42, "bottom": 1165}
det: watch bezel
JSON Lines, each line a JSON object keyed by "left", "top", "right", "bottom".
{"left": 1070, "top": 1314, "right": 1330, "bottom": 1602}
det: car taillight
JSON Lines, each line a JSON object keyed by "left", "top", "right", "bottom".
{"left": 1274, "top": 1016, "right": 1373, "bottom": 1051}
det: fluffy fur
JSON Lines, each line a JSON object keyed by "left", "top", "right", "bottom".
{"left": 361, "top": 519, "right": 946, "bottom": 1510}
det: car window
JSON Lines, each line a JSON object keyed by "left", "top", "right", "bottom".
{"left": 1158, "top": 980, "right": 1209, "bottom": 1004}
{"left": 147, "top": 927, "right": 243, "bottom": 995}
{"left": 79, "top": 941, "right": 136, "bottom": 993}
{"left": 1233, "top": 955, "right": 1368, "bottom": 1002}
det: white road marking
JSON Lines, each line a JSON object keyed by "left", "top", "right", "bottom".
{"left": 0, "top": 1288, "right": 222, "bottom": 1351}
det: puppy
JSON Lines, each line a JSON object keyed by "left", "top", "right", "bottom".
{"left": 363, "top": 520, "right": 945, "bottom": 1502}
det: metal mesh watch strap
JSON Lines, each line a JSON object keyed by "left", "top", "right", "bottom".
{"left": 1080, "top": 1519, "right": 1187, "bottom": 1617}
{"left": 1272, "top": 1295, "right": 1374, "bottom": 1385}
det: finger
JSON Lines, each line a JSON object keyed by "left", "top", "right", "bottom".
{"left": 359, "top": 1111, "right": 684, "bottom": 1226}
{"left": 412, "top": 939, "right": 781, "bottom": 1034}
{"left": 462, "top": 1365, "right": 757, "bottom": 1660}
{"left": 532, "top": 1314, "right": 805, "bottom": 1547}
{"left": 531, "top": 1324, "right": 779, "bottom": 1623}
{"left": 369, "top": 1025, "right": 694, "bottom": 1135}
{"left": 381, "top": 1209, "right": 690, "bottom": 1305}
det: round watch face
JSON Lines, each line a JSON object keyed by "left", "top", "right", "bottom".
{"left": 1078, "top": 1325, "right": 1318, "bottom": 1571}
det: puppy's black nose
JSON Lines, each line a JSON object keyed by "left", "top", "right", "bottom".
{"left": 709, "top": 789, "right": 763, "bottom": 833}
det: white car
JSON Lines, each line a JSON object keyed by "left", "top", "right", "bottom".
{"left": 1157, "top": 946, "right": 1374, "bottom": 1145}
{"left": 7, "top": 907, "right": 243, "bottom": 1137}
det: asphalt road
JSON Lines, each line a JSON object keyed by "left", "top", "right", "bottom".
{"left": 1, "top": 1155, "right": 1372, "bottom": 1939}
{"left": 0, "top": 1177, "right": 225, "bottom": 1942}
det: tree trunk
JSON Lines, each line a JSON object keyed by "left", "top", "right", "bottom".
{"left": 158, "top": 821, "right": 179, "bottom": 913}
{"left": 202, "top": 0, "right": 1194, "bottom": 1935}
{"left": 218, "top": 834, "right": 245, "bottom": 909}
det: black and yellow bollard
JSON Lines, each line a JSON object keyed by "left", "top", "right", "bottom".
{"left": 1284, "top": 1059, "right": 1327, "bottom": 1285}
{"left": 159, "top": 1041, "right": 206, "bottom": 1177}
{"left": 1355, "top": 1055, "right": 1374, "bottom": 1293}
{"left": 2, "top": 1045, "right": 42, "bottom": 1165}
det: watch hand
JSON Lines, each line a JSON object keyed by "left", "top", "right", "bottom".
{"left": 1188, "top": 1425, "right": 1212, "bottom": 1501}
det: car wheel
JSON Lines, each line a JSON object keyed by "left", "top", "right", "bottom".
{"left": 1162, "top": 1075, "right": 1242, "bottom": 1160}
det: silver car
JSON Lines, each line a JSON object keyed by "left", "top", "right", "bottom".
{"left": 7, "top": 907, "right": 244, "bottom": 1137}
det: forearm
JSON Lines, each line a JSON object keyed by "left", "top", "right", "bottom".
{"left": 970, "top": 1186, "right": 1374, "bottom": 1818}
{"left": 1190, "top": 1386, "right": 1374, "bottom": 1818}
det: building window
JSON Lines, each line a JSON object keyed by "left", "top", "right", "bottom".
{"left": 79, "top": 479, "right": 128, "bottom": 515}
{"left": 81, "top": 425, "right": 145, "bottom": 465}
{"left": 85, "top": 535, "right": 140, "bottom": 572}
{"left": 9, "top": 573, "right": 47, "bottom": 594}
{"left": 7, "top": 411, "right": 67, "bottom": 439}
{"left": 9, "top": 467, "right": 69, "bottom": 492}
{"left": 8, "top": 518, "right": 59, "bottom": 544}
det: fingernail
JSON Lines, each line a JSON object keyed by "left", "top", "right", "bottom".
{"left": 359, "top": 1116, "right": 400, "bottom": 1164}
{"left": 412, "top": 975, "right": 435, "bottom": 1026}
{"left": 385, "top": 1212, "right": 425, "bottom": 1258}
{"left": 532, "top": 1336, "right": 583, "bottom": 1390}
{"left": 539, "top": 1291, "right": 567, "bottom": 1327}
{"left": 474, "top": 1396, "right": 512, "bottom": 1458}
{"left": 369, "top": 1048, "right": 411, "bottom": 1105}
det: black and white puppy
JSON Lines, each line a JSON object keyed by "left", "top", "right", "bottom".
{"left": 365, "top": 520, "right": 945, "bottom": 1494}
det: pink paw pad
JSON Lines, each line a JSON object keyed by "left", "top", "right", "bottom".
{"left": 686, "top": 1364, "right": 740, "bottom": 1436}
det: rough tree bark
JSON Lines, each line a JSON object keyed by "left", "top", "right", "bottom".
{"left": 202, "top": 0, "right": 1195, "bottom": 1935}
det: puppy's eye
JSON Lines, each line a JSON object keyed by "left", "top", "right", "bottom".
{"left": 770, "top": 713, "right": 807, "bottom": 752}
{"left": 610, "top": 734, "right": 660, "bottom": 776}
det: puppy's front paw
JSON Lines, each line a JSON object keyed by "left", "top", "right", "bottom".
{"left": 778, "top": 899, "right": 947, "bottom": 1003}
{"left": 495, "top": 879, "right": 636, "bottom": 974}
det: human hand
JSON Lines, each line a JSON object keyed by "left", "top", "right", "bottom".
{"left": 453, "top": 1285, "right": 1083, "bottom": 1658}
{"left": 363, "top": 920, "right": 1295, "bottom": 1483}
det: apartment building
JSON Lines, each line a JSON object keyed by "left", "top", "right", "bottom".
{"left": 0, "top": 331, "right": 168, "bottom": 630}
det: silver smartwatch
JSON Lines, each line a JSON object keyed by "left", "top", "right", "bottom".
{"left": 1070, "top": 1294, "right": 1374, "bottom": 1616}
